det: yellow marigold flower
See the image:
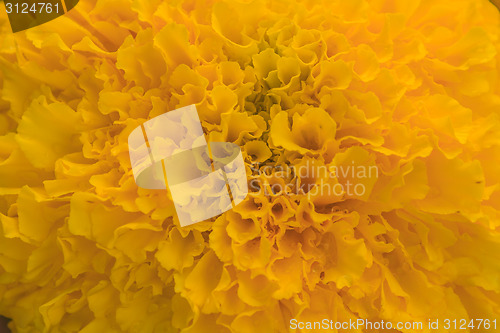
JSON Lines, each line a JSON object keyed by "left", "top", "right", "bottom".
{"left": 1, "top": 0, "right": 500, "bottom": 332}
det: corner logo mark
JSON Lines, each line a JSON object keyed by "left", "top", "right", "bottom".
{"left": 128, "top": 105, "right": 248, "bottom": 227}
{"left": 3, "top": 0, "right": 79, "bottom": 33}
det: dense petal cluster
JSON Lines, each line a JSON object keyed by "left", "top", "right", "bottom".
{"left": 1, "top": 0, "right": 500, "bottom": 332}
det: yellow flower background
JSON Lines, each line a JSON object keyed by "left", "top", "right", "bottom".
{"left": 1, "top": 0, "right": 500, "bottom": 332}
